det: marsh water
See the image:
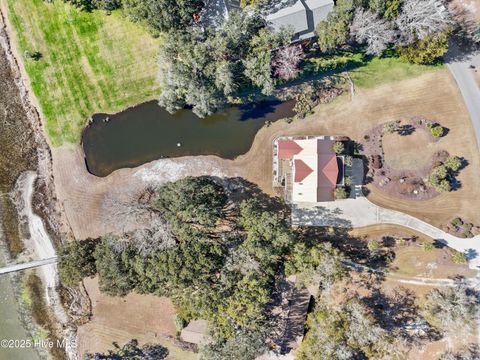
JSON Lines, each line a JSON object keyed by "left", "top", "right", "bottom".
{"left": 82, "top": 99, "right": 295, "bottom": 177}
{"left": 0, "top": 45, "right": 40, "bottom": 359}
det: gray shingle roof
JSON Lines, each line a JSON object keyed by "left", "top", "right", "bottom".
{"left": 265, "top": 0, "right": 334, "bottom": 40}
{"left": 203, "top": 0, "right": 334, "bottom": 40}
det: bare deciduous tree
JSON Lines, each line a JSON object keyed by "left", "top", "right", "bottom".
{"left": 350, "top": 8, "right": 397, "bottom": 55}
{"left": 273, "top": 44, "right": 304, "bottom": 81}
{"left": 396, "top": 0, "right": 451, "bottom": 44}
{"left": 421, "top": 279, "right": 477, "bottom": 334}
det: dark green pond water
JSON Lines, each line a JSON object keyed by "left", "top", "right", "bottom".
{"left": 82, "top": 99, "right": 295, "bottom": 177}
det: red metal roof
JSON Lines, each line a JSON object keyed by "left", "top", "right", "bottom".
{"left": 294, "top": 159, "right": 314, "bottom": 182}
{"left": 320, "top": 155, "right": 338, "bottom": 187}
{"left": 278, "top": 140, "right": 303, "bottom": 159}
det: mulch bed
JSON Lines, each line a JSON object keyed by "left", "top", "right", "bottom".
{"left": 361, "top": 117, "right": 448, "bottom": 201}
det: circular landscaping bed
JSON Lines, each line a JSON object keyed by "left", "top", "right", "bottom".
{"left": 361, "top": 117, "right": 459, "bottom": 201}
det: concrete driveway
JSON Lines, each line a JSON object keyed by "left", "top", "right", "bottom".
{"left": 292, "top": 194, "right": 480, "bottom": 270}
{"left": 445, "top": 41, "right": 480, "bottom": 148}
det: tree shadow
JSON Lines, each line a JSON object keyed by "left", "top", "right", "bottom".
{"left": 217, "top": 176, "right": 289, "bottom": 214}
{"left": 291, "top": 204, "right": 353, "bottom": 229}
{"left": 449, "top": 157, "right": 469, "bottom": 191}
{"left": 363, "top": 288, "right": 442, "bottom": 343}
{"left": 398, "top": 124, "right": 415, "bottom": 136}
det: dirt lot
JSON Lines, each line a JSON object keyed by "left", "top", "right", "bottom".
{"left": 52, "top": 69, "right": 480, "bottom": 239}
{"left": 76, "top": 277, "right": 198, "bottom": 360}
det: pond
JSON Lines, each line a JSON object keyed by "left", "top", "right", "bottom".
{"left": 82, "top": 99, "right": 295, "bottom": 177}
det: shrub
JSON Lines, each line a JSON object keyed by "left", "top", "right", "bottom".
{"left": 462, "top": 223, "right": 474, "bottom": 238}
{"left": 430, "top": 125, "right": 445, "bottom": 137}
{"left": 383, "top": 121, "right": 398, "bottom": 134}
{"left": 344, "top": 155, "right": 353, "bottom": 167}
{"left": 436, "top": 179, "right": 452, "bottom": 193}
{"left": 451, "top": 217, "right": 463, "bottom": 227}
{"left": 175, "top": 315, "right": 186, "bottom": 335}
{"left": 344, "top": 176, "right": 352, "bottom": 186}
{"left": 293, "top": 92, "right": 314, "bottom": 118}
{"left": 334, "top": 187, "right": 348, "bottom": 199}
{"left": 367, "top": 239, "right": 380, "bottom": 252}
{"left": 451, "top": 252, "right": 467, "bottom": 264}
{"left": 426, "top": 165, "right": 451, "bottom": 192}
{"left": 398, "top": 31, "right": 449, "bottom": 65}
{"left": 444, "top": 156, "right": 462, "bottom": 171}
{"left": 422, "top": 242, "right": 434, "bottom": 252}
{"left": 431, "top": 165, "right": 448, "bottom": 179}
{"left": 332, "top": 141, "right": 345, "bottom": 154}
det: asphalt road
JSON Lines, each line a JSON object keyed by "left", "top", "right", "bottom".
{"left": 445, "top": 42, "right": 480, "bottom": 149}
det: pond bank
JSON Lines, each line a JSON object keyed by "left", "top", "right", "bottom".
{"left": 82, "top": 99, "right": 295, "bottom": 177}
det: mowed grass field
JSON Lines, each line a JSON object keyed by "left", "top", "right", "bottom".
{"left": 4, "top": 0, "right": 160, "bottom": 145}
{"left": 349, "top": 56, "right": 443, "bottom": 88}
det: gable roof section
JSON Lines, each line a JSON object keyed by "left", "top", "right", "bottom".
{"left": 294, "top": 159, "right": 314, "bottom": 182}
{"left": 266, "top": 0, "right": 309, "bottom": 34}
{"left": 318, "top": 154, "right": 338, "bottom": 187}
{"left": 278, "top": 139, "right": 303, "bottom": 159}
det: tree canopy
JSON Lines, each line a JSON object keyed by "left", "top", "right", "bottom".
{"left": 153, "top": 176, "right": 227, "bottom": 227}
{"left": 157, "top": 11, "right": 293, "bottom": 116}
{"left": 123, "top": 0, "right": 205, "bottom": 33}
{"left": 58, "top": 239, "right": 97, "bottom": 287}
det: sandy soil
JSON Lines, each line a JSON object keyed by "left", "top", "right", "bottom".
{"left": 76, "top": 277, "right": 197, "bottom": 359}
{"left": 52, "top": 70, "right": 480, "bottom": 240}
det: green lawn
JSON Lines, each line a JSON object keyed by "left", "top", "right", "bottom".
{"left": 4, "top": 0, "right": 160, "bottom": 145}
{"left": 349, "top": 56, "right": 443, "bottom": 88}
{"left": 303, "top": 51, "right": 443, "bottom": 89}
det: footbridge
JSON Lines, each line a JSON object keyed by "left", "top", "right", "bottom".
{"left": 0, "top": 257, "right": 57, "bottom": 275}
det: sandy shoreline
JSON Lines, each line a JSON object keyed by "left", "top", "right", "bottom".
{"left": 0, "top": 5, "right": 77, "bottom": 360}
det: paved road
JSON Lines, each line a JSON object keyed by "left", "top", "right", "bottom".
{"left": 292, "top": 195, "right": 480, "bottom": 270}
{"left": 445, "top": 42, "right": 480, "bottom": 148}
{"left": 0, "top": 257, "right": 57, "bottom": 275}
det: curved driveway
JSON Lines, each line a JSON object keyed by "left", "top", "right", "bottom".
{"left": 446, "top": 42, "right": 480, "bottom": 148}
{"left": 292, "top": 195, "right": 480, "bottom": 270}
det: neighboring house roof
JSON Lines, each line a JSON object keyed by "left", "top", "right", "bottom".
{"left": 282, "top": 138, "right": 339, "bottom": 202}
{"left": 278, "top": 139, "right": 303, "bottom": 159}
{"left": 203, "top": 0, "right": 334, "bottom": 40}
{"left": 266, "top": 0, "right": 309, "bottom": 34}
{"left": 180, "top": 319, "right": 210, "bottom": 345}
{"left": 265, "top": 0, "right": 335, "bottom": 40}
{"left": 305, "top": 0, "right": 335, "bottom": 28}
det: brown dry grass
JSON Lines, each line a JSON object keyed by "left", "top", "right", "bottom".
{"left": 76, "top": 277, "right": 198, "bottom": 360}
{"left": 350, "top": 224, "right": 477, "bottom": 280}
{"left": 382, "top": 130, "right": 438, "bottom": 171}
{"left": 236, "top": 70, "right": 480, "bottom": 228}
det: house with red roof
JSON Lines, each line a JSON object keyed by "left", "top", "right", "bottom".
{"left": 274, "top": 136, "right": 343, "bottom": 202}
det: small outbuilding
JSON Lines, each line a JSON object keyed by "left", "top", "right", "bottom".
{"left": 180, "top": 319, "right": 211, "bottom": 345}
